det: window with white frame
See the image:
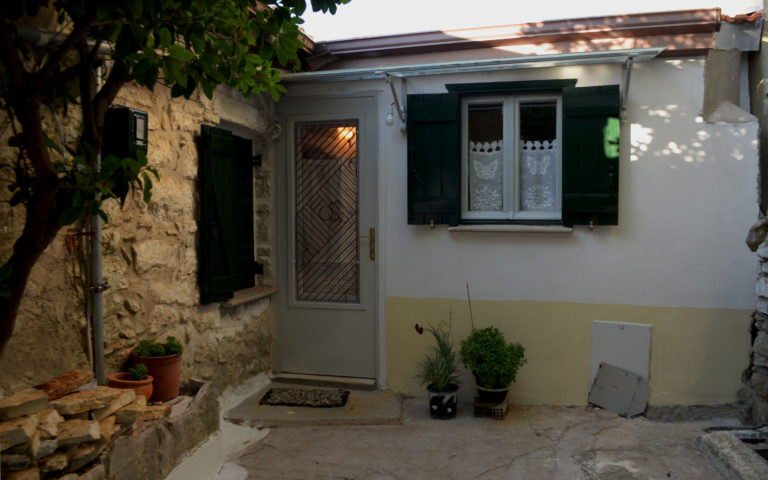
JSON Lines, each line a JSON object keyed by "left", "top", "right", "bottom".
{"left": 461, "top": 94, "right": 562, "bottom": 221}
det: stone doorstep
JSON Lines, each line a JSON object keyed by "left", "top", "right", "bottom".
{"left": 697, "top": 431, "right": 768, "bottom": 480}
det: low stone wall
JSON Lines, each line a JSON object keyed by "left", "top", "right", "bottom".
{"left": 0, "top": 371, "right": 217, "bottom": 479}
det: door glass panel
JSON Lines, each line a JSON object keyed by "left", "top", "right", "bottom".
{"left": 519, "top": 100, "right": 558, "bottom": 212}
{"left": 294, "top": 121, "right": 360, "bottom": 303}
{"left": 467, "top": 103, "right": 504, "bottom": 212}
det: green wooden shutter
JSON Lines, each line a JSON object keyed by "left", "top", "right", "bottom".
{"left": 562, "top": 85, "right": 621, "bottom": 226}
{"left": 233, "top": 135, "right": 256, "bottom": 291}
{"left": 200, "top": 125, "right": 237, "bottom": 304}
{"left": 407, "top": 93, "right": 460, "bottom": 225}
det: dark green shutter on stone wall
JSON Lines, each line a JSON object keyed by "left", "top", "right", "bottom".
{"left": 199, "top": 125, "right": 255, "bottom": 304}
{"left": 562, "top": 85, "right": 621, "bottom": 226}
{"left": 407, "top": 93, "right": 461, "bottom": 226}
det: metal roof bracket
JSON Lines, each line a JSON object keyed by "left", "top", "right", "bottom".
{"left": 386, "top": 73, "right": 407, "bottom": 131}
{"left": 621, "top": 55, "right": 634, "bottom": 121}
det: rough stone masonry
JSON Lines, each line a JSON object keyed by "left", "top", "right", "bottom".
{"left": 740, "top": 216, "right": 768, "bottom": 424}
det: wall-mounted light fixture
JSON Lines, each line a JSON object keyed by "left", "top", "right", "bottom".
{"left": 385, "top": 103, "right": 395, "bottom": 126}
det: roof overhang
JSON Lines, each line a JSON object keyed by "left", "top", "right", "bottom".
{"left": 282, "top": 47, "right": 665, "bottom": 83}
{"left": 315, "top": 9, "right": 719, "bottom": 59}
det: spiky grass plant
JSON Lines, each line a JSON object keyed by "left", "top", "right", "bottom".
{"left": 414, "top": 321, "right": 462, "bottom": 391}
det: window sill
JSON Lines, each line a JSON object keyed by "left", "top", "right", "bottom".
{"left": 448, "top": 225, "right": 573, "bottom": 233}
{"left": 222, "top": 286, "right": 278, "bottom": 308}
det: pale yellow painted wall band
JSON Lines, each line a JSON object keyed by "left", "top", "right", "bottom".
{"left": 386, "top": 297, "right": 751, "bottom": 406}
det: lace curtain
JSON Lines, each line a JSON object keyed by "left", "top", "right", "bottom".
{"left": 469, "top": 140, "right": 503, "bottom": 211}
{"left": 520, "top": 140, "right": 557, "bottom": 211}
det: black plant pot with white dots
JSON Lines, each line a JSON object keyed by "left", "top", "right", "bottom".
{"left": 427, "top": 383, "right": 459, "bottom": 419}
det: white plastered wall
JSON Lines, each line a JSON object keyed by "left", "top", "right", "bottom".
{"left": 282, "top": 56, "right": 759, "bottom": 403}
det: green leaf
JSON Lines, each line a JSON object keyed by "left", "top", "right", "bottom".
{"left": 158, "top": 28, "right": 172, "bottom": 48}
{"left": 43, "top": 134, "right": 62, "bottom": 154}
{"left": 201, "top": 78, "right": 216, "bottom": 99}
{"left": 141, "top": 172, "right": 153, "bottom": 204}
{"left": 167, "top": 44, "right": 195, "bottom": 62}
{"left": 59, "top": 205, "right": 85, "bottom": 226}
{"left": 0, "top": 262, "right": 11, "bottom": 282}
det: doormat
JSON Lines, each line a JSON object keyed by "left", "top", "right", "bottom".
{"left": 259, "top": 388, "right": 351, "bottom": 408}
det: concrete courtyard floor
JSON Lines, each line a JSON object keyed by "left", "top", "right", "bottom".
{"left": 222, "top": 398, "right": 731, "bottom": 480}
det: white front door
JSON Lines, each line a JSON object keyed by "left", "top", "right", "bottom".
{"left": 276, "top": 96, "right": 377, "bottom": 379}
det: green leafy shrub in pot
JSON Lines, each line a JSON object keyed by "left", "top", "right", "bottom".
{"left": 128, "top": 363, "right": 148, "bottom": 381}
{"left": 414, "top": 322, "right": 462, "bottom": 392}
{"left": 460, "top": 326, "right": 526, "bottom": 389}
{"left": 135, "top": 336, "right": 183, "bottom": 357}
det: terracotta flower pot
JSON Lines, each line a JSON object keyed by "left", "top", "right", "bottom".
{"left": 107, "top": 372, "right": 154, "bottom": 402}
{"left": 132, "top": 352, "right": 182, "bottom": 402}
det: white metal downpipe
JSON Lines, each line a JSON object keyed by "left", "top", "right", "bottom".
{"left": 91, "top": 64, "right": 108, "bottom": 385}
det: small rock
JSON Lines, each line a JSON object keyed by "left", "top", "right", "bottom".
{"left": 5, "top": 467, "right": 40, "bottom": 480}
{"left": 0, "top": 414, "right": 39, "bottom": 450}
{"left": 78, "top": 463, "right": 106, "bottom": 480}
{"left": 56, "top": 419, "right": 100, "bottom": 447}
{"left": 99, "top": 416, "right": 116, "bottom": 443}
{"left": 91, "top": 389, "right": 135, "bottom": 421}
{"left": 1, "top": 453, "right": 31, "bottom": 472}
{"left": 5, "top": 431, "right": 54, "bottom": 459}
{"left": 67, "top": 441, "right": 105, "bottom": 472}
{"left": 747, "top": 217, "right": 768, "bottom": 252}
{"left": 141, "top": 404, "right": 170, "bottom": 421}
{"left": 754, "top": 332, "right": 768, "bottom": 358}
{"left": 114, "top": 397, "right": 146, "bottom": 424}
{"left": 38, "top": 452, "right": 68, "bottom": 473}
{"left": 49, "top": 387, "right": 125, "bottom": 415}
{"left": 37, "top": 409, "right": 64, "bottom": 439}
{"left": 35, "top": 439, "right": 58, "bottom": 460}
{"left": 0, "top": 388, "right": 49, "bottom": 421}
{"left": 124, "top": 298, "right": 141, "bottom": 314}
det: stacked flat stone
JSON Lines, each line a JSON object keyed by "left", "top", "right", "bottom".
{"left": 0, "top": 370, "right": 165, "bottom": 479}
{"left": 740, "top": 217, "right": 768, "bottom": 424}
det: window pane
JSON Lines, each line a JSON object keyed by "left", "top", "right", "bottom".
{"left": 519, "top": 101, "right": 557, "bottom": 212}
{"left": 468, "top": 103, "right": 503, "bottom": 212}
{"left": 294, "top": 122, "right": 360, "bottom": 303}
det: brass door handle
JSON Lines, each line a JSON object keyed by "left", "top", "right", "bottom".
{"left": 360, "top": 228, "right": 375, "bottom": 260}
{"left": 369, "top": 227, "right": 375, "bottom": 261}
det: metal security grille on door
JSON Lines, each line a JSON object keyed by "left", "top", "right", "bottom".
{"left": 294, "top": 121, "right": 360, "bottom": 303}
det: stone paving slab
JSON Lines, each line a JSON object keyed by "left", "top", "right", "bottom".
{"left": 225, "top": 384, "right": 402, "bottom": 428}
{"left": 226, "top": 399, "right": 727, "bottom": 480}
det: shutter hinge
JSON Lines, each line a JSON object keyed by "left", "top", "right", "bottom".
{"left": 251, "top": 261, "right": 264, "bottom": 275}
{"left": 252, "top": 155, "right": 262, "bottom": 167}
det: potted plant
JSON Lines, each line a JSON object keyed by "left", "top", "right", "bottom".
{"left": 460, "top": 326, "right": 526, "bottom": 404}
{"left": 414, "top": 322, "right": 462, "bottom": 419}
{"left": 107, "top": 363, "right": 154, "bottom": 401}
{"left": 132, "top": 336, "right": 183, "bottom": 402}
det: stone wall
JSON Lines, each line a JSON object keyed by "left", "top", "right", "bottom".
{"left": 0, "top": 80, "right": 277, "bottom": 396}
{"left": 740, "top": 217, "right": 768, "bottom": 423}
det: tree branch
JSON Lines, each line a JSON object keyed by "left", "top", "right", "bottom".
{"left": 0, "top": 18, "right": 29, "bottom": 94}
{"left": 36, "top": 13, "right": 95, "bottom": 86}
{"left": 91, "top": 61, "right": 129, "bottom": 147}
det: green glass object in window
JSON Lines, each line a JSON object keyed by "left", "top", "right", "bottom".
{"left": 603, "top": 117, "right": 620, "bottom": 159}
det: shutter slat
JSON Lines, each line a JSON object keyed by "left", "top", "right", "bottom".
{"left": 407, "top": 93, "right": 460, "bottom": 225}
{"left": 562, "top": 85, "right": 621, "bottom": 226}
